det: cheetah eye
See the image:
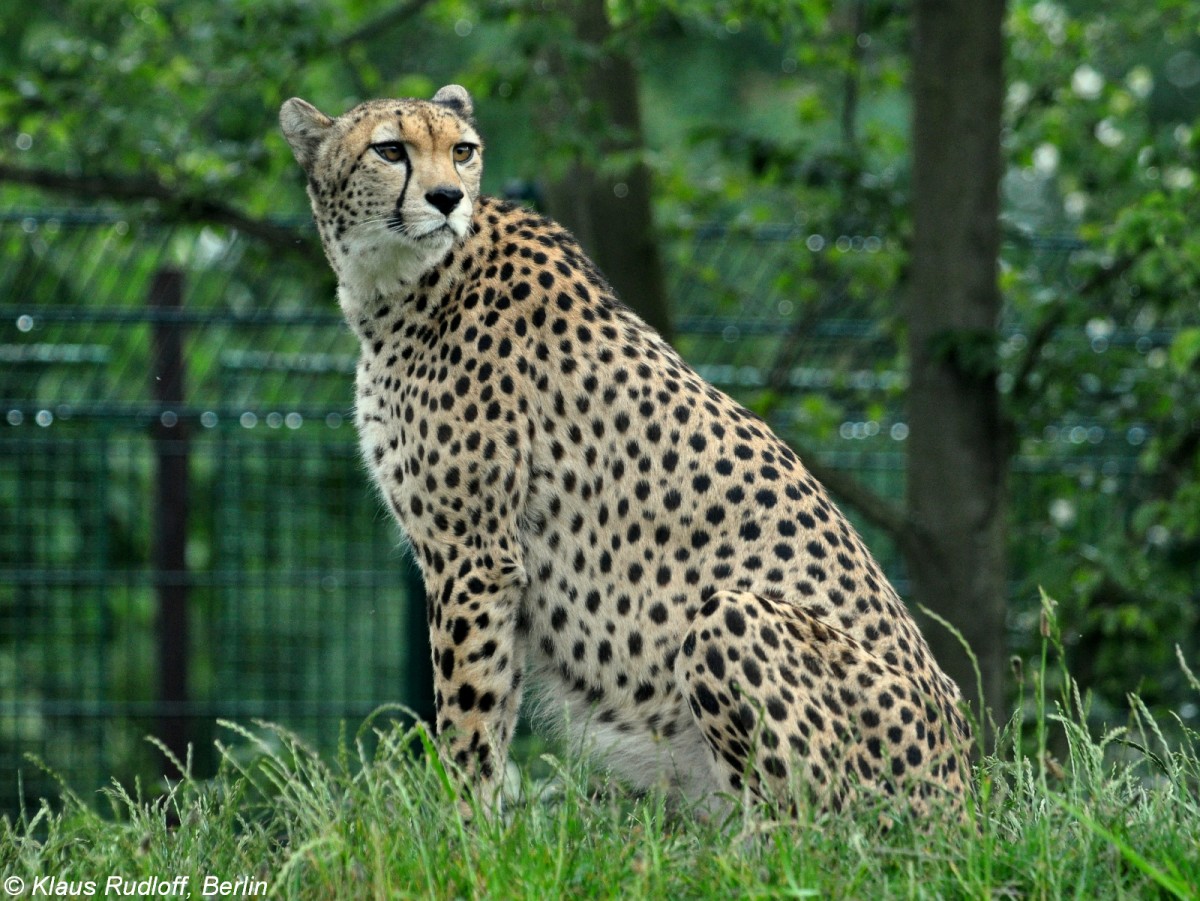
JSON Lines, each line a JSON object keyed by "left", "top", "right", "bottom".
{"left": 372, "top": 142, "right": 407, "bottom": 164}
{"left": 452, "top": 143, "right": 477, "bottom": 164}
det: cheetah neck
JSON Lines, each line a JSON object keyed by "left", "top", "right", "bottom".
{"left": 335, "top": 236, "right": 464, "bottom": 330}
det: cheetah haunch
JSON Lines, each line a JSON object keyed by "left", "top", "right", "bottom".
{"left": 281, "top": 85, "right": 971, "bottom": 821}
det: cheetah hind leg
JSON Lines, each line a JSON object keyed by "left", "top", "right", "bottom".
{"left": 674, "top": 590, "right": 968, "bottom": 822}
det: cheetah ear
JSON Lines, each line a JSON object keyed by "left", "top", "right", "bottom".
{"left": 431, "top": 84, "right": 474, "bottom": 121}
{"left": 280, "top": 97, "right": 334, "bottom": 173}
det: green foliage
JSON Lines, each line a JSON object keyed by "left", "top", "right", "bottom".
{"left": 927, "top": 328, "right": 1001, "bottom": 382}
{"left": 1000, "top": 0, "right": 1200, "bottom": 713}
{"left": 4, "top": 0, "right": 330, "bottom": 209}
{"left": 3, "top": 0, "right": 1199, "bottom": 748}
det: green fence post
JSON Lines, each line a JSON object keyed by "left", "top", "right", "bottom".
{"left": 149, "top": 267, "right": 190, "bottom": 774}
{"left": 403, "top": 555, "right": 434, "bottom": 724}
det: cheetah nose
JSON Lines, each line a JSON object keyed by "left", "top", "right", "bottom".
{"left": 426, "top": 186, "right": 464, "bottom": 216}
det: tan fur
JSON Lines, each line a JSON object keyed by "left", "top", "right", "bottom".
{"left": 281, "top": 87, "right": 971, "bottom": 821}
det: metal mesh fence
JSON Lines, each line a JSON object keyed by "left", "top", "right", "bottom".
{"left": 0, "top": 210, "right": 1156, "bottom": 815}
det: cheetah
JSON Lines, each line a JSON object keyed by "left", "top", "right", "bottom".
{"left": 280, "top": 85, "right": 971, "bottom": 821}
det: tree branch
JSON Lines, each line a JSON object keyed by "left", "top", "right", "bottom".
{"left": 334, "top": 0, "right": 439, "bottom": 49}
{"left": 1001, "top": 250, "right": 1139, "bottom": 457}
{"left": 796, "top": 444, "right": 931, "bottom": 562}
{"left": 1008, "top": 252, "right": 1137, "bottom": 407}
{"left": 0, "top": 163, "right": 319, "bottom": 261}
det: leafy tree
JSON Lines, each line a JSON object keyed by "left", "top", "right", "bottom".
{"left": 0, "top": 0, "right": 341, "bottom": 256}
{"left": 537, "top": 0, "right": 673, "bottom": 339}
{"left": 999, "top": 0, "right": 1200, "bottom": 713}
{"left": 3, "top": 0, "right": 1198, "bottom": 736}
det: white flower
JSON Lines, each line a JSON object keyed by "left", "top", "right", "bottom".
{"left": 1164, "top": 167, "right": 1196, "bottom": 190}
{"left": 1126, "top": 65, "right": 1154, "bottom": 99}
{"left": 1049, "top": 499, "right": 1076, "bottom": 528}
{"left": 1072, "top": 64, "right": 1105, "bottom": 100}
{"left": 1095, "top": 118, "right": 1124, "bottom": 148}
{"left": 1033, "top": 143, "right": 1060, "bottom": 174}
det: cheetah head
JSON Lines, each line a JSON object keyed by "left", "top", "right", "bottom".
{"left": 280, "top": 85, "right": 483, "bottom": 297}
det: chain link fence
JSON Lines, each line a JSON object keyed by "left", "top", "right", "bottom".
{"left": 0, "top": 210, "right": 1156, "bottom": 815}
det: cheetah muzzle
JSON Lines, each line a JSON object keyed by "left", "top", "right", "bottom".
{"left": 280, "top": 85, "right": 972, "bottom": 822}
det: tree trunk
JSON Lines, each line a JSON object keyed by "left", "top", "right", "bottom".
{"left": 906, "top": 0, "right": 1008, "bottom": 738}
{"left": 541, "top": 0, "right": 673, "bottom": 342}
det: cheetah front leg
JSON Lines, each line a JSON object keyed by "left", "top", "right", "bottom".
{"left": 418, "top": 535, "right": 529, "bottom": 816}
{"left": 674, "top": 590, "right": 970, "bottom": 820}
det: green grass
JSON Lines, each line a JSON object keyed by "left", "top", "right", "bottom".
{"left": 3, "top": 618, "right": 1199, "bottom": 900}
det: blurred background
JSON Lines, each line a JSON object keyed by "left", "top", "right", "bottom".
{"left": 1, "top": 0, "right": 1198, "bottom": 817}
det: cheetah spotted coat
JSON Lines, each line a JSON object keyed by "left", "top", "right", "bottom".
{"left": 281, "top": 85, "right": 971, "bottom": 821}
